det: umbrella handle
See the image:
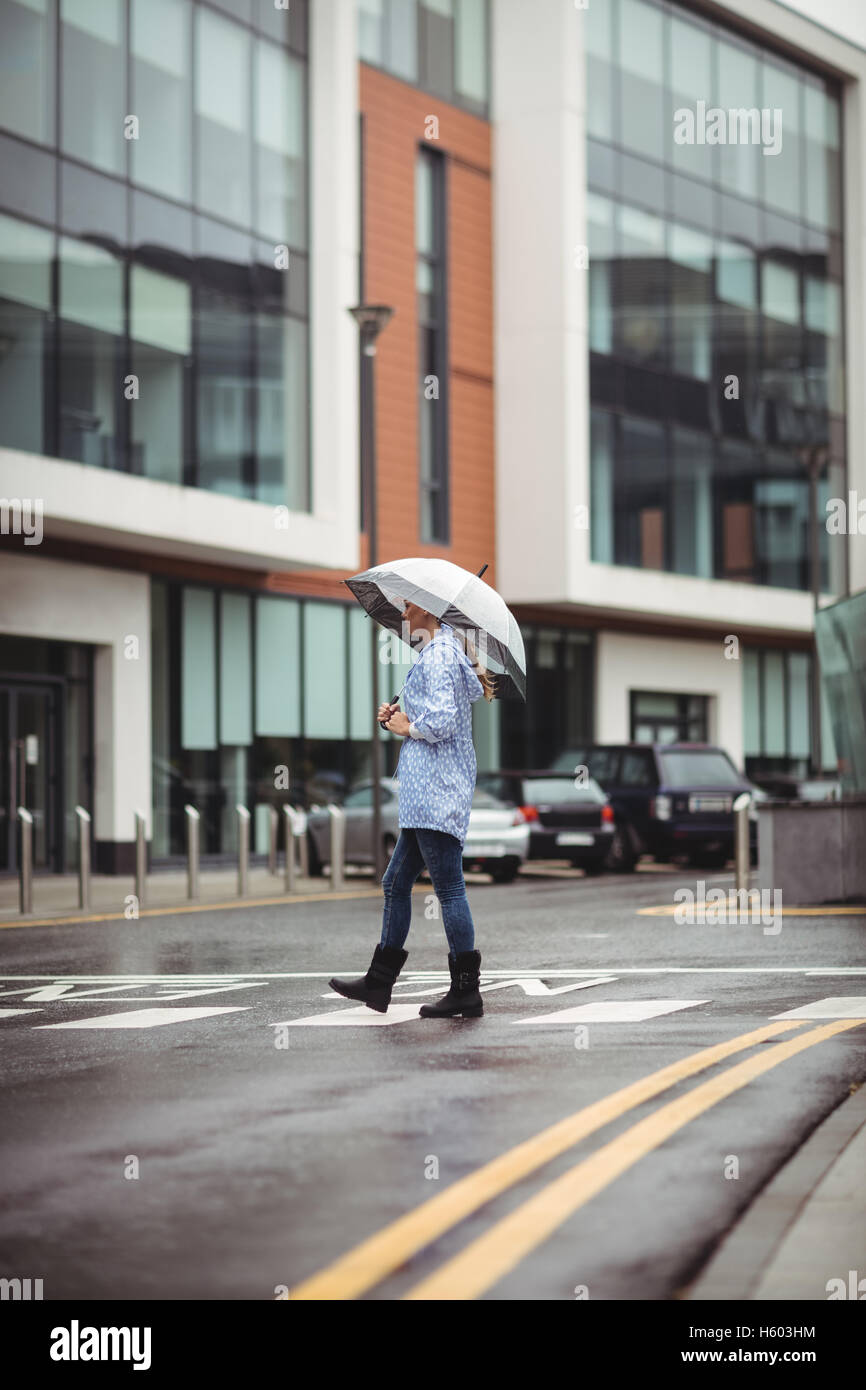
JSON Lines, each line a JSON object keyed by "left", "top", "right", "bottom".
{"left": 379, "top": 695, "right": 401, "bottom": 730}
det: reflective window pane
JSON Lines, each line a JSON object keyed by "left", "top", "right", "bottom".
{"left": 131, "top": 0, "right": 191, "bottom": 202}
{"left": 717, "top": 39, "right": 760, "bottom": 200}
{"left": 304, "top": 603, "right": 347, "bottom": 740}
{"left": 618, "top": 0, "right": 664, "bottom": 164}
{"left": 585, "top": 0, "right": 613, "bottom": 142}
{"left": 181, "top": 587, "right": 217, "bottom": 751}
{"left": 61, "top": 0, "right": 125, "bottom": 174}
{"left": 256, "top": 312, "right": 308, "bottom": 508}
{"left": 58, "top": 234, "right": 123, "bottom": 468}
{"left": 455, "top": 0, "right": 486, "bottom": 107}
{"left": 130, "top": 264, "right": 190, "bottom": 483}
{"left": 669, "top": 15, "right": 714, "bottom": 181}
{"left": 256, "top": 597, "right": 301, "bottom": 737}
{"left": 761, "top": 61, "right": 800, "bottom": 218}
{"left": 0, "top": 212, "right": 52, "bottom": 455}
{"left": 196, "top": 287, "right": 253, "bottom": 496}
{"left": 0, "top": 0, "right": 55, "bottom": 144}
{"left": 195, "top": 7, "right": 251, "bottom": 226}
{"left": 255, "top": 43, "right": 306, "bottom": 246}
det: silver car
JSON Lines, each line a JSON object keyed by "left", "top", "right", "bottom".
{"left": 306, "top": 780, "right": 529, "bottom": 883}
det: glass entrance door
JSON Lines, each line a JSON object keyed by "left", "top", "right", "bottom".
{"left": 0, "top": 683, "right": 60, "bottom": 872}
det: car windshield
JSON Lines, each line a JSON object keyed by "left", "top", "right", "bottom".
{"left": 522, "top": 777, "right": 604, "bottom": 804}
{"left": 658, "top": 751, "right": 742, "bottom": 788}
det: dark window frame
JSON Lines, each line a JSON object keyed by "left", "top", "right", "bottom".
{"left": 415, "top": 142, "right": 450, "bottom": 545}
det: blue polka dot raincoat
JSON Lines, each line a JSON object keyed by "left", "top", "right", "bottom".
{"left": 394, "top": 622, "right": 485, "bottom": 846}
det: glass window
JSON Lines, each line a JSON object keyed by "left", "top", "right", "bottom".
{"left": 590, "top": 407, "right": 614, "bottom": 564}
{"left": 195, "top": 7, "right": 251, "bottom": 226}
{"left": 618, "top": 0, "right": 664, "bottom": 164}
{"left": 616, "top": 204, "right": 665, "bottom": 367}
{"left": 584, "top": 0, "right": 614, "bottom": 142}
{"left": 304, "top": 604, "right": 347, "bottom": 740}
{"left": 587, "top": 193, "right": 614, "bottom": 355}
{"left": 669, "top": 14, "right": 713, "bottom": 181}
{"left": 0, "top": 0, "right": 55, "bottom": 144}
{"left": 181, "top": 587, "right": 217, "bottom": 751}
{"left": 130, "top": 264, "right": 191, "bottom": 483}
{"left": 131, "top": 0, "right": 191, "bottom": 202}
{"left": 255, "top": 43, "right": 306, "bottom": 246}
{"left": 716, "top": 38, "right": 760, "bottom": 201}
{"left": 619, "top": 749, "right": 657, "bottom": 786}
{"left": 0, "top": 212, "right": 52, "bottom": 455}
{"left": 421, "top": 0, "right": 455, "bottom": 100}
{"left": 761, "top": 60, "right": 801, "bottom": 219}
{"left": 616, "top": 416, "right": 667, "bottom": 569}
{"left": 803, "top": 77, "right": 841, "bottom": 233}
{"left": 669, "top": 222, "right": 712, "bottom": 380}
{"left": 389, "top": 0, "right": 418, "bottom": 80}
{"left": 761, "top": 649, "right": 786, "bottom": 756}
{"left": 255, "top": 312, "right": 309, "bottom": 508}
{"left": 672, "top": 428, "right": 713, "bottom": 577}
{"left": 255, "top": 596, "right": 301, "bottom": 737}
{"left": 743, "top": 648, "right": 761, "bottom": 756}
{"left": 455, "top": 0, "right": 486, "bottom": 108}
{"left": 359, "top": 0, "right": 385, "bottom": 63}
{"left": 220, "top": 592, "right": 252, "bottom": 746}
{"left": 349, "top": 605, "right": 373, "bottom": 741}
{"left": 196, "top": 286, "right": 253, "bottom": 497}
{"left": 416, "top": 147, "right": 448, "bottom": 543}
{"left": 787, "top": 651, "right": 810, "bottom": 760}
{"left": 61, "top": 0, "right": 125, "bottom": 175}
{"left": 58, "top": 234, "right": 124, "bottom": 469}
{"left": 658, "top": 749, "right": 741, "bottom": 787}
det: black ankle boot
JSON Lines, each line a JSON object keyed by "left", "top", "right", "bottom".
{"left": 329, "top": 944, "right": 408, "bottom": 1013}
{"left": 419, "top": 950, "right": 483, "bottom": 1018}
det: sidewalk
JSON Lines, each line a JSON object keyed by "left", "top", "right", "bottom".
{"left": 687, "top": 1084, "right": 866, "bottom": 1300}
{"left": 0, "top": 864, "right": 382, "bottom": 924}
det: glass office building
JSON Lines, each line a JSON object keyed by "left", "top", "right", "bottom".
{"left": 586, "top": 0, "right": 845, "bottom": 595}
{"left": 0, "top": 0, "right": 310, "bottom": 505}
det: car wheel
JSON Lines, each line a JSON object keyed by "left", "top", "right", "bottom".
{"left": 489, "top": 859, "right": 519, "bottom": 884}
{"left": 307, "top": 832, "right": 324, "bottom": 877}
{"left": 605, "top": 825, "right": 637, "bottom": 873}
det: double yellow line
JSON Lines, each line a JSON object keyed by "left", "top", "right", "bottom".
{"left": 291, "top": 1018, "right": 865, "bottom": 1300}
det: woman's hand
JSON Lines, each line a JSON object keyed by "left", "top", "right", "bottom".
{"left": 377, "top": 701, "right": 397, "bottom": 723}
{"left": 385, "top": 709, "right": 411, "bottom": 736}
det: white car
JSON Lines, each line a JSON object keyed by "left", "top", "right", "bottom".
{"left": 306, "top": 780, "right": 529, "bottom": 883}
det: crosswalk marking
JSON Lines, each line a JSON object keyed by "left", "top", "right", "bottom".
{"left": 514, "top": 999, "right": 709, "bottom": 1025}
{"left": 35, "top": 1006, "right": 250, "bottom": 1030}
{"left": 281, "top": 1004, "right": 425, "bottom": 1027}
{"left": 771, "top": 997, "right": 866, "bottom": 1020}
{"left": 0, "top": 1008, "right": 42, "bottom": 1019}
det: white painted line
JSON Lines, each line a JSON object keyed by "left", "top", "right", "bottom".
{"left": 279, "top": 1004, "right": 424, "bottom": 1027}
{"left": 0, "top": 1008, "right": 42, "bottom": 1018}
{"left": 35, "top": 1007, "right": 250, "bottom": 1030}
{"left": 771, "top": 997, "right": 866, "bottom": 1020}
{"left": 320, "top": 975, "right": 618, "bottom": 1002}
{"left": 514, "top": 999, "right": 710, "bottom": 1025}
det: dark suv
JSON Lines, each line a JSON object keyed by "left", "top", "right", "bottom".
{"left": 549, "top": 743, "right": 758, "bottom": 870}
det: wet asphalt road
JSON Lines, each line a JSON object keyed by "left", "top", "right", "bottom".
{"left": 0, "top": 865, "right": 864, "bottom": 1301}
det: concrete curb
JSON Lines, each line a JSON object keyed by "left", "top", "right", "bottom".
{"left": 687, "top": 1084, "right": 866, "bottom": 1300}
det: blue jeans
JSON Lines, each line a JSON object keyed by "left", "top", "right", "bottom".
{"left": 380, "top": 827, "right": 475, "bottom": 958}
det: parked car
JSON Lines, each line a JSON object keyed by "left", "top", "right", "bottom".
{"left": 475, "top": 770, "right": 615, "bottom": 873}
{"left": 549, "top": 743, "right": 758, "bottom": 869}
{"left": 462, "top": 787, "right": 530, "bottom": 882}
{"left": 307, "top": 778, "right": 399, "bottom": 874}
{"left": 306, "top": 780, "right": 530, "bottom": 882}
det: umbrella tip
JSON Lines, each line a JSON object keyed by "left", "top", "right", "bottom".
{"left": 477, "top": 563, "right": 489, "bottom": 579}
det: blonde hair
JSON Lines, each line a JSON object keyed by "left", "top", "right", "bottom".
{"left": 464, "top": 633, "right": 496, "bottom": 702}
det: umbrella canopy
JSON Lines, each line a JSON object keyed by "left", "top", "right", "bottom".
{"left": 344, "top": 557, "right": 526, "bottom": 701}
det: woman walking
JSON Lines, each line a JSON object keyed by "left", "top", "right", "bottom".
{"left": 329, "top": 599, "right": 495, "bottom": 1018}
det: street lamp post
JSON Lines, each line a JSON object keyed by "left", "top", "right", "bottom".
{"left": 349, "top": 304, "right": 394, "bottom": 882}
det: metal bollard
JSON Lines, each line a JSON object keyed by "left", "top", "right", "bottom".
{"left": 185, "top": 805, "right": 200, "bottom": 900}
{"left": 18, "top": 807, "right": 33, "bottom": 915}
{"left": 134, "top": 810, "right": 147, "bottom": 908}
{"left": 236, "top": 804, "right": 250, "bottom": 896}
{"left": 75, "top": 806, "right": 91, "bottom": 910}
{"left": 268, "top": 805, "right": 279, "bottom": 875}
{"left": 283, "top": 805, "right": 296, "bottom": 893}
{"left": 328, "top": 803, "right": 346, "bottom": 892}
{"left": 733, "top": 792, "right": 752, "bottom": 896}
{"left": 297, "top": 813, "right": 309, "bottom": 878}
